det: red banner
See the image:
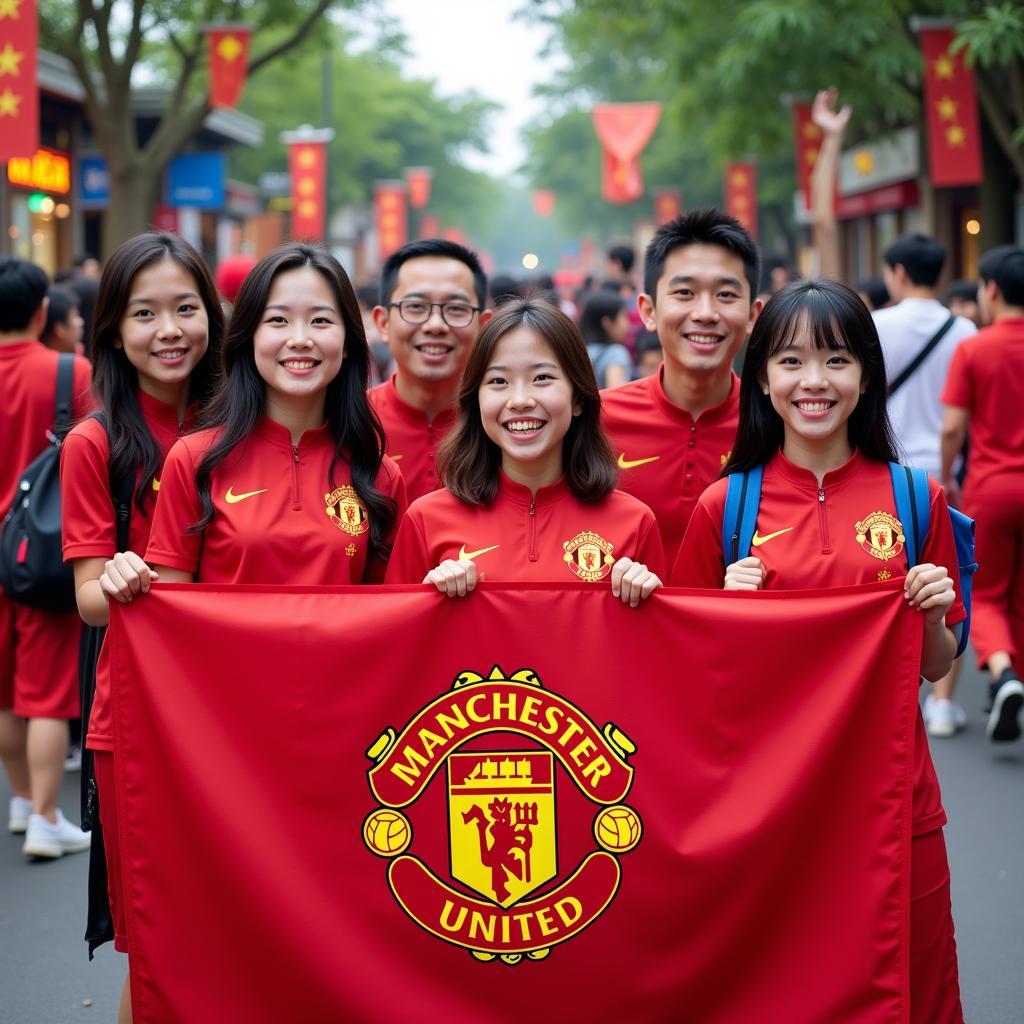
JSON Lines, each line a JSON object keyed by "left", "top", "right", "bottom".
{"left": 207, "top": 26, "right": 251, "bottom": 109}
{"left": 920, "top": 27, "right": 983, "bottom": 187}
{"left": 724, "top": 162, "right": 758, "bottom": 239}
{"left": 419, "top": 213, "right": 441, "bottom": 240}
{"left": 0, "top": 0, "right": 38, "bottom": 161}
{"left": 792, "top": 102, "right": 822, "bottom": 210}
{"left": 532, "top": 189, "right": 555, "bottom": 217}
{"left": 375, "top": 182, "right": 407, "bottom": 262}
{"left": 109, "top": 582, "right": 919, "bottom": 1023}
{"left": 442, "top": 225, "right": 466, "bottom": 245}
{"left": 289, "top": 142, "right": 328, "bottom": 241}
{"left": 653, "top": 188, "right": 681, "bottom": 225}
{"left": 405, "top": 167, "right": 432, "bottom": 209}
{"left": 592, "top": 103, "right": 662, "bottom": 203}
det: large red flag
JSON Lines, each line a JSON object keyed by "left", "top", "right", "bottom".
{"left": 206, "top": 25, "right": 252, "bottom": 109}
{"left": 110, "top": 582, "right": 918, "bottom": 1023}
{"left": 920, "top": 27, "right": 983, "bottom": 187}
{"left": 288, "top": 141, "right": 328, "bottom": 241}
{"left": 0, "top": 0, "right": 38, "bottom": 161}
{"left": 792, "top": 102, "right": 822, "bottom": 210}
{"left": 592, "top": 103, "right": 662, "bottom": 203}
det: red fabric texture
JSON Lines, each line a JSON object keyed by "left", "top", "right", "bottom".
{"left": 207, "top": 27, "right": 251, "bottom": 109}
{"left": 368, "top": 374, "right": 458, "bottom": 503}
{"left": 110, "top": 582, "right": 920, "bottom": 1023}
{"left": 0, "top": 1, "right": 38, "bottom": 159}
{"left": 289, "top": 142, "right": 328, "bottom": 242}
{"left": 144, "top": 417, "right": 407, "bottom": 584}
{"left": 94, "top": 751, "right": 129, "bottom": 952}
{"left": 6, "top": 600, "right": 81, "bottom": 718}
{"left": 600, "top": 369, "right": 740, "bottom": 567}
{"left": 941, "top": 317, "right": 1024, "bottom": 497}
{"left": 386, "top": 474, "right": 665, "bottom": 584}
{"left": 592, "top": 104, "right": 661, "bottom": 203}
{"left": 672, "top": 450, "right": 965, "bottom": 837}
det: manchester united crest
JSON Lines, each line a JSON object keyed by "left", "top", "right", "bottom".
{"left": 325, "top": 485, "right": 368, "bottom": 536}
{"left": 562, "top": 532, "right": 615, "bottom": 582}
{"left": 855, "top": 510, "right": 905, "bottom": 562}
{"left": 362, "top": 666, "right": 641, "bottom": 966}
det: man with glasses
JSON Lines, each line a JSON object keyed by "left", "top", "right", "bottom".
{"left": 371, "top": 240, "right": 491, "bottom": 502}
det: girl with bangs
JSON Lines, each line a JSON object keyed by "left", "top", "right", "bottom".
{"left": 144, "top": 243, "right": 405, "bottom": 587}
{"left": 60, "top": 232, "right": 224, "bottom": 1019}
{"left": 673, "top": 278, "right": 964, "bottom": 1024}
{"left": 386, "top": 298, "right": 663, "bottom": 605}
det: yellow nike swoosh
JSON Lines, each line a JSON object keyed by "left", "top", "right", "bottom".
{"left": 225, "top": 486, "right": 269, "bottom": 505}
{"left": 751, "top": 527, "right": 795, "bottom": 547}
{"left": 617, "top": 454, "right": 661, "bottom": 470}
{"left": 458, "top": 544, "right": 500, "bottom": 561}
{"left": 390, "top": 454, "right": 403, "bottom": 461}
{"left": 152, "top": 477, "right": 160, "bottom": 492}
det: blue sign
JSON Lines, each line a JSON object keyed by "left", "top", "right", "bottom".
{"left": 79, "top": 155, "right": 110, "bottom": 207}
{"left": 167, "top": 152, "right": 225, "bottom": 209}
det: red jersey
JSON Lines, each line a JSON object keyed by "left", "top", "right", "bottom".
{"left": 600, "top": 367, "right": 739, "bottom": 568}
{"left": 673, "top": 450, "right": 966, "bottom": 837}
{"left": 61, "top": 391, "right": 190, "bottom": 751}
{"left": 0, "top": 340, "right": 92, "bottom": 508}
{"left": 145, "top": 417, "right": 407, "bottom": 585}
{"left": 385, "top": 473, "right": 665, "bottom": 585}
{"left": 368, "top": 374, "right": 457, "bottom": 504}
{"left": 941, "top": 317, "right": 1024, "bottom": 497}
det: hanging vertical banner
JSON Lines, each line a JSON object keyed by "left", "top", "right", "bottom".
{"left": 920, "top": 27, "right": 983, "bottom": 188}
{"left": 206, "top": 24, "right": 252, "bottom": 109}
{"left": 418, "top": 213, "right": 441, "bottom": 240}
{"left": 532, "top": 189, "right": 556, "bottom": 217}
{"left": 653, "top": 188, "right": 681, "bottom": 225}
{"left": 0, "top": 0, "right": 39, "bottom": 161}
{"left": 375, "top": 181, "right": 408, "bottom": 262}
{"left": 282, "top": 127, "right": 333, "bottom": 242}
{"left": 404, "top": 167, "right": 433, "bottom": 210}
{"left": 592, "top": 103, "right": 662, "bottom": 204}
{"left": 792, "top": 103, "right": 823, "bottom": 210}
{"left": 724, "top": 162, "right": 758, "bottom": 239}
{"left": 442, "top": 226, "right": 467, "bottom": 245}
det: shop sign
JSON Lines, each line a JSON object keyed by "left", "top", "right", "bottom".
{"left": 7, "top": 148, "right": 71, "bottom": 195}
{"left": 840, "top": 128, "right": 919, "bottom": 197}
{"left": 836, "top": 180, "right": 920, "bottom": 221}
{"left": 167, "top": 152, "right": 226, "bottom": 209}
{"left": 79, "top": 155, "right": 110, "bottom": 207}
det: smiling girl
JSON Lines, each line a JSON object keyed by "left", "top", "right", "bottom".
{"left": 386, "top": 299, "right": 663, "bottom": 604}
{"left": 672, "top": 278, "right": 964, "bottom": 1024}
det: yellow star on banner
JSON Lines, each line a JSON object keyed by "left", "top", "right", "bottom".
{"left": 936, "top": 96, "right": 958, "bottom": 121}
{"left": 297, "top": 148, "right": 315, "bottom": 169}
{"left": 946, "top": 124, "right": 966, "bottom": 147}
{"left": 297, "top": 177, "right": 315, "bottom": 197}
{"left": 0, "top": 87, "right": 21, "bottom": 116}
{"left": 802, "top": 122, "right": 822, "bottom": 140}
{"left": 0, "top": 43, "right": 23, "bottom": 76}
{"left": 216, "top": 35, "right": 243, "bottom": 62}
{"left": 0, "top": 0, "right": 22, "bottom": 18}
{"left": 933, "top": 55, "right": 955, "bottom": 80}
{"left": 854, "top": 150, "right": 874, "bottom": 175}
{"left": 298, "top": 200, "right": 317, "bottom": 218}
{"left": 804, "top": 146, "right": 819, "bottom": 165}
{"left": 731, "top": 171, "right": 748, "bottom": 187}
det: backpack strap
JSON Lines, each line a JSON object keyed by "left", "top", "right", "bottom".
{"left": 53, "top": 353, "right": 76, "bottom": 440}
{"left": 888, "top": 462, "right": 930, "bottom": 568}
{"left": 888, "top": 315, "right": 956, "bottom": 397}
{"left": 722, "top": 465, "right": 763, "bottom": 567}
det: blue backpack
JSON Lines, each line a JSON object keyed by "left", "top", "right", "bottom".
{"left": 722, "top": 462, "right": 977, "bottom": 658}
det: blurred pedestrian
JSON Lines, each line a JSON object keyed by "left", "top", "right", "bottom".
{"left": 857, "top": 275, "right": 892, "bottom": 312}
{"left": 633, "top": 330, "right": 662, "bottom": 378}
{"left": 580, "top": 290, "right": 633, "bottom": 388}
{"left": 40, "top": 286, "right": 85, "bottom": 355}
{"left": 944, "top": 279, "right": 981, "bottom": 326}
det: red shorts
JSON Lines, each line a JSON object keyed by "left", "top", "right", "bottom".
{"left": 0, "top": 591, "right": 81, "bottom": 718}
{"left": 94, "top": 751, "right": 128, "bottom": 953}
{"left": 910, "top": 829, "right": 962, "bottom": 1024}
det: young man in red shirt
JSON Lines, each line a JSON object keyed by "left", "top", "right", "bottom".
{"left": 369, "top": 240, "right": 491, "bottom": 503}
{"left": 942, "top": 245, "right": 1024, "bottom": 743}
{"left": 0, "top": 257, "right": 93, "bottom": 857}
{"left": 600, "top": 210, "right": 762, "bottom": 565}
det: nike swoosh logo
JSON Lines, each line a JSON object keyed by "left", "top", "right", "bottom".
{"left": 617, "top": 454, "right": 661, "bottom": 470}
{"left": 225, "top": 487, "right": 269, "bottom": 505}
{"left": 458, "top": 544, "right": 500, "bottom": 561}
{"left": 751, "top": 527, "right": 795, "bottom": 547}
{"left": 152, "top": 477, "right": 160, "bottom": 491}
{"left": 390, "top": 454, "right": 403, "bottom": 461}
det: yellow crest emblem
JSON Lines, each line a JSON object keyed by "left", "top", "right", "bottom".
{"left": 855, "top": 511, "right": 905, "bottom": 562}
{"left": 325, "top": 485, "right": 368, "bottom": 535}
{"left": 562, "top": 531, "right": 614, "bottom": 581}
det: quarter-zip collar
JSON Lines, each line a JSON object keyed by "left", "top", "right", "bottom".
{"left": 254, "top": 415, "right": 333, "bottom": 450}
{"left": 772, "top": 447, "right": 865, "bottom": 493}
{"left": 496, "top": 470, "right": 570, "bottom": 509}
{"left": 649, "top": 366, "right": 740, "bottom": 426}
{"left": 137, "top": 388, "right": 193, "bottom": 434}
{"left": 381, "top": 373, "right": 458, "bottom": 430}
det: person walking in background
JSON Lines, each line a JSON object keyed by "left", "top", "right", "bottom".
{"left": 580, "top": 290, "right": 633, "bottom": 388}
{"left": 40, "top": 287, "right": 86, "bottom": 355}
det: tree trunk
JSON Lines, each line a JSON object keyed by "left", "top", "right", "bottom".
{"left": 101, "top": 163, "right": 164, "bottom": 258}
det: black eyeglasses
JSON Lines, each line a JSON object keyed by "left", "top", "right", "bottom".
{"left": 388, "top": 299, "right": 482, "bottom": 328}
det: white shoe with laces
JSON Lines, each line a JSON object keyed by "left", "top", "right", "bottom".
{"left": 22, "top": 810, "right": 91, "bottom": 859}
{"left": 8, "top": 795, "right": 32, "bottom": 834}
{"left": 924, "top": 695, "right": 967, "bottom": 738}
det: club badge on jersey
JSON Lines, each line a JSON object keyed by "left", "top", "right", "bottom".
{"left": 325, "top": 486, "right": 368, "bottom": 536}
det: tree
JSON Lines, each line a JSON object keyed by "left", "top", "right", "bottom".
{"left": 40, "top": 0, "right": 344, "bottom": 254}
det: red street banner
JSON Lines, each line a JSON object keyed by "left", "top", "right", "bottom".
{"left": 404, "top": 167, "right": 432, "bottom": 209}
{"left": 532, "top": 189, "right": 556, "bottom": 217}
{"left": 206, "top": 25, "right": 251, "bottom": 109}
{"left": 792, "top": 102, "right": 822, "bottom": 210}
{"left": 653, "top": 188, "right": 681, "bottom": 225}
{"left": 289, "top": 141, "right": 328, "bottom": 241}
{"left": 375, "top": 181, "right": 408, "bottom": 261}
{"left": 110, "top": 582, "right": 920, "bottom": 1023}
{"left": 592, "top": 103, "right": 662, "bottom": 203}
{"left": 724, "top": 161, "right": 758, "bottom": 240}
{"left": 0, "top": 0, "right": 38, "bottom": 161}
{"left": 418, "top": 212, "right": 441, "bottom": 240}
{"left": 920, "top": 27, "right": 983, "bottom": 188}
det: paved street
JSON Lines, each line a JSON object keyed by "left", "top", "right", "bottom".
{"left": 1, "top": 656, "right": 1022, "bottom": 1022}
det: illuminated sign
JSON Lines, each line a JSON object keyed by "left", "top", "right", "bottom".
{"left": 6, "top": 148, "right": 72, "bottom": 195}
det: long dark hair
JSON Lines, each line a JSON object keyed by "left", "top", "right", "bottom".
{"left": 90, "top": 233, "right": 224, "bottom": 509}
{"left": 439, "top": 298, "right": 618, "bottom": 505}
{"left": 579, "top": 290, "right": 625, "bottom": 346}
{"left": 194, "top": 243, "right": 395, "bottom": 559}
{"left": 724, "top": 278, "right": 900, "bottom": 475}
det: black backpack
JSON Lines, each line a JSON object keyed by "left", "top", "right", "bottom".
{"left": 0, "top": 352, "right": 78, "bottom": 611}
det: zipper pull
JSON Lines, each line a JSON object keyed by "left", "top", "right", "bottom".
{"left": 818, "top": 487, "right": 825, "bottom": 502}
{"left": 529, "top": 500, "right": 536, "bottom": 516}
{"left": 292, "top": 445, "right": 300, "bottom": 463}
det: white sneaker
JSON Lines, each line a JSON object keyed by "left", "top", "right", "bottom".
{"left": 8, "top": 796, "right": 32, "bottom": 834}
{"left": 64, "top": 743, "right": 82, "bottom": 772}
{"left": 924, "top": 697, "right": 966, "bottom": 738}
{"left": 22, "top": 810, "right": 91, "bottom": 859}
